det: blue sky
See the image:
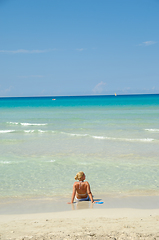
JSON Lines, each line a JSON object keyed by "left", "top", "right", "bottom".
{"left": 0, "top": 0, "right": 159, "bottom": 96}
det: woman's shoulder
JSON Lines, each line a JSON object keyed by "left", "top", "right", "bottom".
{"left": 84, "top": 181, "right": 89, "bottom": 185}
{"left": 73, "top": 181, "right": 78, "bottom": 185}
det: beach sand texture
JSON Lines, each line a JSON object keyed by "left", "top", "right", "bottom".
{"left": 1, "top": 208, "right": 159, "bottom": 240}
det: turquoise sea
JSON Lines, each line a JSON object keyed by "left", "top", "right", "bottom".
{"left": 0, "top": 94, "right": 159, "bottom": 200}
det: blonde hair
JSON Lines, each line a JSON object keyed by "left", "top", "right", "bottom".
{"left": 75, "top": 171, "right": 84, "bottom": 181}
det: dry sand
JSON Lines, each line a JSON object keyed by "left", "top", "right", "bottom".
{"left": 1, "top": 196, "right": 159, "bottom": 240}
{"left": 1, "top": 207, "right": 159, "bottom": 240}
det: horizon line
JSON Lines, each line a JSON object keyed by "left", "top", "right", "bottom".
{"left": 0, "top": 92, "right": 159, "bottom": 98}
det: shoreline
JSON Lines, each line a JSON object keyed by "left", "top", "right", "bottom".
{"left": 1, "top": 194, "right": 159, "bottom": 215}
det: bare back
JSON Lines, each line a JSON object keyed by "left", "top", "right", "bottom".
{"left": 74, "top": 181, "right": 91, "bottom": 199}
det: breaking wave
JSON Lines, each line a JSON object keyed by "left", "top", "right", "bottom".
{"left": 61, "top": 132, "right": 88, "bottom": 137}
{"left": 0, "top": 130, "right": 15, "bottom": 133}
{"left": 92, "top": 135, "right": 154, "bottom": 142}
{"left": 0, "top": 129, "right": 156, "bottom": 142}
{"left": 7, "top": 122, "right": 47, "bottom": 126}
{"left": 0, "top": 161, "right": 11, "bottom": 164}
{"left": 60, "top": 132, "right": 155, "bottom": 142}
{"left": 145, "top": 129, "right": 159, "bottom": 132}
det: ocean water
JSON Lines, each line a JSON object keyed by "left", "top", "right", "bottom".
{"left": 0, "top": 94, "right": 159, "bottom": 199}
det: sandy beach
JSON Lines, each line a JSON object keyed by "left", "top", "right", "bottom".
{"left": 1, "top": 208, "right": 159, "bottom": 240}
{"left": 1, "top": 196, "right": 159, "bottom": 240}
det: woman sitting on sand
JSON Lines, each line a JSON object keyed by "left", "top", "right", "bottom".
{"left": 68, "top": 171, "right": 94, "bottom": 204}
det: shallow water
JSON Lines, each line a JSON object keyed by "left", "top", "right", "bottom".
{"left": 0, "top": 95, "right": 159, "bottom": 199}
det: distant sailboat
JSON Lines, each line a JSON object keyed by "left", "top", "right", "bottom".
{"left": 115, "top": 93, "right": 117, "bottom": 96}
{"left": 52, "top": 99, "right": 56, "bottom": 100}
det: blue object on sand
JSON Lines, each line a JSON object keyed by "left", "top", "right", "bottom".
{"left": 95, "top": 201, "right": 104, "bottom": 204}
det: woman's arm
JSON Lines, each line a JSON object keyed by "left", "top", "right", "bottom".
{"left": 86, "top": 182, "right": 94, "bottom": 203}
{"left": 71, "top": 183, "right": 76, "bottom": 203}
{"left": 67, "top": 183, "right": 76, "bottom": 204}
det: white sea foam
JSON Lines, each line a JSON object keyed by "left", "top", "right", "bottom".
{"left": 92, "top": 136, "right": 108, "bottom": 139}
{"left": 122, "top": 138, "right": 154, "bottom": 142}
{"left": 7, "top": 122, "right": 48, "bottom": 126}
{"left": 38, "top": 130, "right": 46, "bottom": 133}
{"left": 23, "top": 129, "right": 47, "bottom": 133}
{"left": 61, "top": 132, "right": 88, "bottom": 137}
{"left": 69, "top": 133, "right": 88, "bottom": 137}
{"left": 21, "top": 123, "right": 47, "bottom": 126}
{"left": 92, "top": 135, "right": 154, "bottom": 142}
{"left": 24, "top": 130, "right": 35, "bottom": 133}
{"left": 7, "top": 122, "right": 19, "bottom": 125}
{"left": 145, "top": 129, "right": 159, "bottom": 132}
{"left": 0, "top": 161, "right": 11, "bottom": 164}
{"left": 60, "top": 132, "right": 155, "bottom": 142}
{"left": 0, "top": 130, "right": 15, "bottom": 133}
{"left": 44, "top": 160, "right": 56, "bottom": 163}
{"left": 7, "top": 122, "right": 47, "bottom": 126}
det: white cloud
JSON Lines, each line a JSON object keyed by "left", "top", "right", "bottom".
{"left": 93, "top": 81, "right": 106, "bottom": 94}
{"left": 143, "top": 41, "right": 156, "bottom": 46}
{"left": 0, "top": 49, "right": 56, "bottom": 54}
{"left": 4, "top": 86, "right": 14, "bottom": 93}
{"left": 138, "top": 41, "right": 157, "bottom": 46}
{"left": 76, "top": 48, "right": 85, "bottom": 51}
